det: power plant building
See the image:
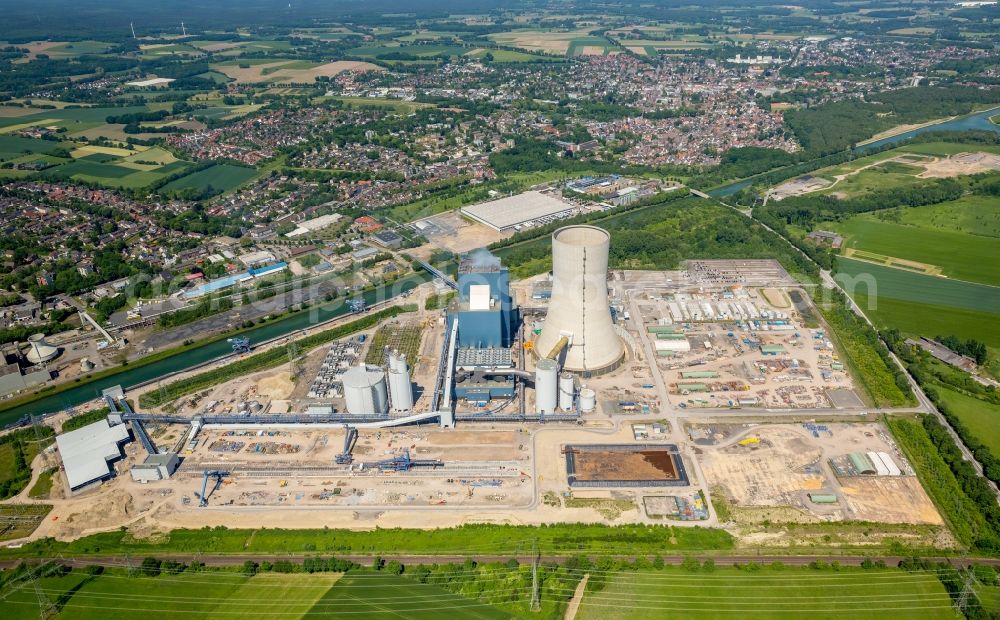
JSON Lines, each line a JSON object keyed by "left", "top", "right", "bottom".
{"left": 0, "top": 344, "right": 50, "bottom": 398}
{"left": 454, "top": 251, "right": 517, "bottom": 349}
{"left": 450, "top": 250, "right": 520, "bottom": 404}
{"left": 56, "top": 419, "right": 131, "bottom": 493}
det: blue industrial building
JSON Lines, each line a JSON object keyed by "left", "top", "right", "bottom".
{"left": 453, "top": 251, "right": 518, "bottom": 349}
{"left": 449, "top": 250, "right": 519, "bottom": 403}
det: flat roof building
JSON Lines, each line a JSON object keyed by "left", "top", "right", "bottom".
{"left": 131, "top": 453, "right": 180, "bottom": 483}
{"left": 56, "top": 419, "right": 131, "bottom": 493}
{"left": 460, "top": 191, "right": 575, "bottom": 231}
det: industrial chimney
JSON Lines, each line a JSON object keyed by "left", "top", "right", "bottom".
{"left": 535, "top": 225, "right": 623, "bottom": 374}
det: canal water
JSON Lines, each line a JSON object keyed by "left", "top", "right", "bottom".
{"left": 1, "top": 273, "right": 427, "bottom": 426}
{"left": 709, "top": 106, "right": 1000, "bottom": 197}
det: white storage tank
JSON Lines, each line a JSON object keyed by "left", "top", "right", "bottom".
{"left": 387, "top": 350, "right": 413, "bottom": 412}
{"left": 579, "top": 388, "right": 597, "bottom": 413}
{"left": 535, "top": 358, "right": 559, "bottom": 414}
{"left": 342, "top": 364, "right": 389, "bottom": 415}
{"left": 558, "top": 373, "right": 575, "bottom": 412}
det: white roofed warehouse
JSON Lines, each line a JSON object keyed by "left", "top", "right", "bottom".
{"left": 460, "top": 190, "right": 575, "bottom": 231}
{"left": 56, "top": 419, "right": 132, "bottom": 494}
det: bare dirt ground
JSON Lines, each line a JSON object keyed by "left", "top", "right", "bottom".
{"left": 20, "top": 41, "right": 62, "bottom": 60}
{"left": 415, "top": 210, "right": 510, "bottom": 255}
{"left": 697, "top": 422, "right": 942, "bottom": 525}
{"left": 841, "top": 477, "right": 942, "bottom": 524}
{"left": 257, "top": 372, "right": 295, "bottom": 400}
{"left": 761, "top": 288, "right": 790, "bottom": 308}
{"left": 215, "top": 61, "right": 382, "bottom": 84}
{"left": 919, "top": 151, "right": 1000, "bottom": 177}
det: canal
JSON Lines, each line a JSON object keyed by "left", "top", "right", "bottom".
{"left": 709, "top": 105, "right": 1000, "bottom": 198}
{"left": 1, "top": 273, "right": 428, "bottom": 426}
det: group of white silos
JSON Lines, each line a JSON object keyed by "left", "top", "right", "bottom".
{"left": 533, "top": 225, "right": 623, "bottom": 414}
{"left": 340, "top": 349, "right": 413, "bottom": 416}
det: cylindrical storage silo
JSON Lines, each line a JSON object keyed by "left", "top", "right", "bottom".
{"left": 534, "top": 358, "right": 559, "bottom": 414}
{"left": 579, "top": 388, "right": 596, "bottom": 413}
{"left": 387, "top": 350, "right": 413, "bottom": 412}
{"left": 342, "top": 364, "right": 389, "bottom": 415}
{"left": 535, "top": 226, "right": 623, "bottom": 374}
{"left": 558, "top": 372, "right": 575, "bottom": 412}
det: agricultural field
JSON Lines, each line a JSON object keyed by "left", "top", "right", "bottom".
{"left": 837, "top": 258, "right": 1000, "bottom": 350}
{"left": 44, "top": 144, "right": 193, "bottom": 190}
{"left": 159, "top": 163, "right": 257, "bottom": 196}
{"left": 1, "top": 570, "right": 340, "bottom": 619}
{"left": 0, "top": 569, "right": 514, "bottom": 619}
{"left": 827, "top": 215, "right": 999, "bottom": 286}
{"left": 312, "top": 572, "right": 513, "bottom": 619}
{"left": 488, "top": 29, "right": 609, "bottom": 56}
{"left": 139, "top": 43, "right": 204, "bottom": 58}
{"left": 6, "top": 40, "right": 113, "bottom": 60}
{"left": 575, "top": 566, "right": 961, "bottom": 620}
{"left": 464, "top": 48, "right": 560, "bottom": 63}
{"left": 347, "top": 43, "right": 472, "bottom": 63}
{"left": 212, "top": 59, "right": 381, "bottom": 83}
{"left": 935, "top": 387, "right": 1000, "bottom": 455}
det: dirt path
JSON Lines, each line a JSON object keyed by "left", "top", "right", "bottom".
{"left": 564, "top": 574, "right": 589, "bottom": 620}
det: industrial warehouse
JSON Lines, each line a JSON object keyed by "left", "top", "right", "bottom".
{"left": 31, "top": 223, "right": 942, "bottom": 541}
{"left": 460, "top": 190, "right": 576, "bottom": 231}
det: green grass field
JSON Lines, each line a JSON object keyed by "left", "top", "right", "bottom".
{"left": 28, "top": 468, "right": 56, "bottom": 499}
{"left": 0, "top": 136, "right": 67, "bottom": 159}
{"left": 818, "top": 166, "right": 922, "bottom": 198}
{"left": 311, "top": 572, "right": 514, "bottom": 619}
{"left": 2, "top": 571, "right": 340, "bottom": 619}
{"left": 837, "top": 257, "right": 1000, "bottom": 368}
{"left": 465, "top": 48, "right": 559, "bottom": 63}
{"left": 828, "top": 216, "right": 999, "bottom": 286}
{"left": 836, "top": 258, "right": 1000, "bottom": 315}
{"left": 576, "top": 567, "right": 960, "bottom": 620}
{"left": 895, "top": 195, "right": 1000, "bottom": 238}
{"left": 936, "top": 386, "right": 1000, "bottom": 454}
{"left": 0, "top": 569, "right": 514, "bottom": 619}
{"left": 160, "top": 163, "right": 257, "bottom": 195}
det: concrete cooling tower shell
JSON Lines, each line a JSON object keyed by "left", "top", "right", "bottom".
{"left": 535, "top": 225, "right": 624, "bottom": 374}
{"left": 25, "top": 333, "right": 59, "bottom": 365}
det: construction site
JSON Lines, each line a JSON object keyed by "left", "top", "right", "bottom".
{"left": 4, "top": 226, "right": 947, "bottom": 543}
{"left": 690, "top": 421, "right": 942, "bottom": 525}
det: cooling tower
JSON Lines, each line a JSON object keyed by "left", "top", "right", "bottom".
{"left": 535, "top": 225, "right": 623, "bottom": 374}
{"left": 25, "top": 333, "right": 59, "bottom": 365}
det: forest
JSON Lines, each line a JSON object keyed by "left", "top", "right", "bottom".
{"left": 784, "top": 85, "right": 1000, "bottom": 154}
